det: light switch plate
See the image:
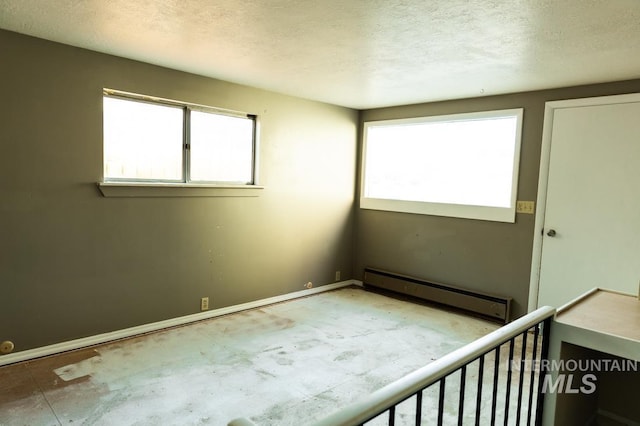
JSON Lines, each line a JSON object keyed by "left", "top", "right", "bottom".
{"left": 516, "top": 201, "right": 535, "bottom": 214}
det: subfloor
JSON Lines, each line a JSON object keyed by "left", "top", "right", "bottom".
{"left": 1, "top": 287, "right": 515, "bottom": 425}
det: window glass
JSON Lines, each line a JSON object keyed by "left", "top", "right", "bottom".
{"left": 102, "top": 92, "right": 256, "bottom": 186}
{"left": 190, "top": 111, "right": 254, "bottom": 183}
{"left": 103, "top": 97, "right": 183, "bottom": 181}
{"left": 361, "top": 109, "right": 523, "bottom": 222}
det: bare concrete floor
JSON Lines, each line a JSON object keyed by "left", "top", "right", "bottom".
{"left": 1, "top": 287, "right": 509, "bottom": 425}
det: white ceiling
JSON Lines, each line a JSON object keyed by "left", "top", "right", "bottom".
{"left": 1, "top": 0, "right": 639, "bottom": 109}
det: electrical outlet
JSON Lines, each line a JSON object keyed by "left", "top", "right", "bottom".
{"left": 200, "top": 297, "right": 209, "bottom": 311}
{"left": 335, "top": 270, "right": 341, "bottom": 281}
{"left": 516, "top": 200, "right": 535, "bottom": 214}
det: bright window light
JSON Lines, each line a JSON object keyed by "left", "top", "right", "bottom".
{"left": 361, "top": 109, "right": 523, "bottom": 222}
{"left": 102, "top": 91, "right": 257, "bottom": 185}
{"left": 190, "top": 111, "right": 254, "bottom": 183}
{"left": 103, "top": 97, "right": 183, "bottom": 181}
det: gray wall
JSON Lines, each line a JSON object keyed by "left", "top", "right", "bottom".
{"left": 0, "top": 30, "right": 358, "bottom": 351}
{"left": 3, "top": 27, "right": 640, "bottom": 353}
{"left": 357, "top": 79, "right": 640, "bottom": 319}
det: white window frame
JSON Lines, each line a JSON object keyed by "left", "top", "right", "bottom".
{"left": 99, "top": 89, "right": 263, "bottom": 197}
{"left": 360, "top": 108, "right": 524, "bottom": 222}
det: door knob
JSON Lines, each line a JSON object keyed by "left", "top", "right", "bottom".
{"left": 546, "top": 229, "right": 557, "bottom": 237}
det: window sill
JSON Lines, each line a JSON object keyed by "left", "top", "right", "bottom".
{"left": 360, "top": 197, "right": 516, "bottom": 223}
{"left": 97, "top": 182, "right": 264, "bottom": 198}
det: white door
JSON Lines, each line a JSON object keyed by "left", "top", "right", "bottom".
{"left": 533, "top": 94, "right": 640, "bottom": 309}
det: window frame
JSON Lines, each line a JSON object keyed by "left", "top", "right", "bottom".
{"left": 360, "top": 108, "right": 524, "bottom": 222}
{"left": 99, "top": 89, "right": 262, "bottom": 197}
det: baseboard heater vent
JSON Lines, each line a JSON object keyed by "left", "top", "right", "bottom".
{"left": 363, "top": 267, "right": 512, "bottom": 323}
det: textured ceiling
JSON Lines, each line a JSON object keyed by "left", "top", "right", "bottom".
{"left": 1, "top": 0, "right": 639, "bottom": 109}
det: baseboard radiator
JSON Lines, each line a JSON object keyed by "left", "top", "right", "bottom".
{"left": 363, "top": 267, "right": 512, "bottom": 323}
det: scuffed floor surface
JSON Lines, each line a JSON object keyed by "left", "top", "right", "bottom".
{"left": 0, "top": 287, "right": 501, "bottom": 425}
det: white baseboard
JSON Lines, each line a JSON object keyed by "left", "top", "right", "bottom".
{"left": 0, "top": 280, "right": 362, "bottom": 367}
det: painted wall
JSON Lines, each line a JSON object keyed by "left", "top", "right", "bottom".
{"left": 0, "top": 30, "right": 358, "bottom": 352}
{"left": 357, "top": 79, "right": 640, "bottom": 319}
{"left": 554, "top": 343, "right": 640, "bottom": 425}
{"left": 2, "top": 27, "right": 639, "bottom": 353}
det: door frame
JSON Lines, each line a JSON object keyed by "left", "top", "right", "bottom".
{"left": 527, "top": 92, "right": 640, "bottom": 312}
